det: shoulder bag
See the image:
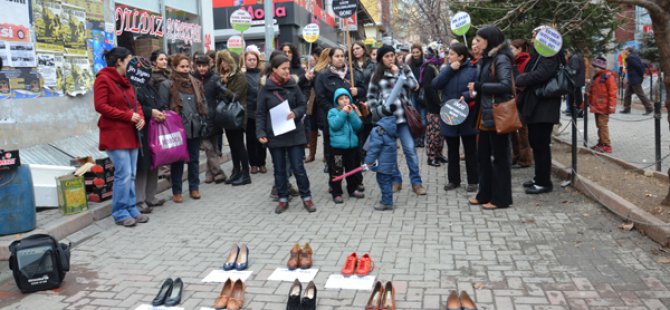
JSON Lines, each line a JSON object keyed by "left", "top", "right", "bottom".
{"left": 491, "top": 61, "right": 522, "bottom": 134}
{"left": 215, "top": 86, "right": 245, "bottom": 130}
{"left": 532, "top": 56, "right": 576, "bottom": 98}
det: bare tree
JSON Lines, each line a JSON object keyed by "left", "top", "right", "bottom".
{"left": 392, "top": 0, "right": 452, "bottom": 43}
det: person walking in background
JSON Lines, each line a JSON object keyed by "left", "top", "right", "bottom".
{"left": 564, "top": 48, "right": 586, "bottom": 117}
{"left": 134, "top": 56, "right": 168, "bottom": 215}
{"left": 467, "top": 26, "right": 514, "bottom": 209}
{"left": 509, "top": 39, "right": 533, "bottom": 169}
{"left": 243, "top": 50, "right": 268, "bottom": 174}
{"left": 432, "top": 42, "right": 478, "bottom": 192}
{"left": 256, "top": 55, "right": 315, "bottom": 214}
{"left": 216, "top": 50, "right": 251, "bottom": 186}
{"left": 327, "top": 88, "right": 365, "bottom": 204}
{"left": 516, "top": 26, "right": 563, "bottom": 195}
{"left": 367, "top": 45, "right": 427, "bottom": 196}
{"left": 588, "top": 56, "right": 618, "bottom": 153}
{"left": 94, "top": 47, "right": 149, "bottom": 227}
{"left": 159, "top": 54, "right": 208, "bottom": 203}
{"left": 193, "top": 55, "right": 227, "bottom": 185}
{"left": 621, "top": 46, "right": 653, "bottom": 115}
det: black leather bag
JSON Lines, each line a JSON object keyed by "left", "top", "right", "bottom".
{"left": 532, "top": 57, "right": 576, "bottom": 98}
{"left": 215, "top": 92, "right": 245, "bottom": 130}
{"left": 9, "top": 234, "right": 71, "bottom": 293}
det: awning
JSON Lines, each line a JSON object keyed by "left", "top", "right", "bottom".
{"left": 214, "top": 26, "right": 280, "bottom": 42}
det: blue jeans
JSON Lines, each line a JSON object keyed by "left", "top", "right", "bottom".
{"left": 171, "top": 137, "right": 202, "bottom": 194}
{"left": 269, "top": 145, "right": 311, "bottom": 200}
{"left": 106, "top": 149, "right": 141, "bottom": 222}
{"left": 392, "top": 123, "right": 423, "bottom": 186}
{"left": 377, "top": 172, "right": 394, "bottom": 205}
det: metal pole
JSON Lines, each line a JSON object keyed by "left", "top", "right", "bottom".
{"left": 656, "top": 70, "right": 663, "bottom": 172}
{"left": 264, "top": 0, "right": 274, "bottom": 58}
{"left": 160, "top": 0, "right": 168, "bottom": 53}
{"left": 571, "top": 95, "right": 578, "bottom": 182}
{"left": 583, "top": 88, "right": 588, "bottom": 147}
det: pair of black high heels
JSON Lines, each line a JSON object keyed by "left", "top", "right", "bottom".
{"left": 286, "top": 279, "right": 316, "bottom": 310}
{"left": 152, "top": 277, "right": 183, "bottom": 307}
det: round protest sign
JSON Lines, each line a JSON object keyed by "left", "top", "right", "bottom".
{"left": 230, "top": 9, "right": 252, "bottom": 32}
{"left": 534, "top": 27, "right": 562, "bottom": 57}
{"left": 126, "top": 56, "right": 152, "bottom": 87}
{"left": 450, "top": 12, "right": 471, "bottom": 36}
{"left": 302, "top": 23, "right": 320, "bottom": 43}
{"left": 227, "top": 36, "right": 245, "bottom": 55}
{"left": 364, "top": 37, "right": 375, "bottom": 46}
{"left": 331, "top": 0, "right": 358, "bottom": 18}
{"left": 440, "top": 99, "right": 469, "bottom": 125}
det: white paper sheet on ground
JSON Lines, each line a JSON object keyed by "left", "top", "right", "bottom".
{"left": 135, "top": 304, "right": 184, "bottom": 310}
{"left": 270, "top": 100, "right": 296, "bottom": 136}
{"left": 201, "top": 269, "right": 254, "bottom": 283}
{"left": 324, "top": 274, "right": 376, "bottom": 290}
{"left": 268, "top": 268, "right": 319, "bottom": 283}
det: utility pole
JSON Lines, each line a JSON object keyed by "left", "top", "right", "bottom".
{"left": 264, "top": 0, "right": 273, "bottom": 58}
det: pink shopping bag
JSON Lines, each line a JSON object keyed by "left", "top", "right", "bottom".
{"left": 149, "top": 111, "right": 189, "bottom": 170}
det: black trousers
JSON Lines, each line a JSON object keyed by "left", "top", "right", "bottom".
{"left": 445, "top": 135, "right": 478, "bottom": 185}
{"left": 476, "top": 131, "right": 512, "bottom": 207}
{"left": 225, "top": 129, "right": 249, "bottom": 173}
{"left": 327, "top": 147, "right": 362, "bottom": 196}
{"left": 358, "top": 122, "right": 373, "bottom": 160}
{"left": 246, "top": 118, "right": 267, "bottom": 167}
{"left": 566, "top": 87, "right": 584, "bottom": 112}
{"left": 527, "top": 122, "right": 554, "bottom": 187}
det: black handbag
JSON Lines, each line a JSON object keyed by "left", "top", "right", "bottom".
{"left": 532, "top": 57, "right": 576, "bottom": 98}
{"left": 9, "top": 234, "right": 71, "bottom": 293}
{"left": 215, "top": 88, "right": 245, "bottom": 130}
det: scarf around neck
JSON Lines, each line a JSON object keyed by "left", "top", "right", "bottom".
{"left": 329, "top": 64, "right": 348, "bottom": 80}
{"left": 270, "top": 72, "right": 288, "bottom": 86}
{"left": 169, "top": 71, "right": 206, "bottom": 115}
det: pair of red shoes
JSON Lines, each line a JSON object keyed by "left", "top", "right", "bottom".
{"left": 341, "top": 253, "right": 374, "bottom": 276}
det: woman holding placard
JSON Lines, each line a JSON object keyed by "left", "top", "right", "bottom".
{"left": 431, "top": 42, "right": 478, "bottom": 192}
{"left": 256, "top": 55, "right": 315, "bottom": 214}
{"left": 516, "top": 26, "right": 563, "bottom": 195}
{"left": 466, "top": 26, "right": 514, "bottom": 209}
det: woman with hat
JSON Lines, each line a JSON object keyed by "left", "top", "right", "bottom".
{"left": 367, "top": 45, "right": 426, "bottom": 196}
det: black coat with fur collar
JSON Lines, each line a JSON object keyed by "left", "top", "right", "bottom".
{"left": 474, "top": 42, "right": 516, "bottom": 130}
{"left": 516, "top": 50, "right": 562, "bottom": 124}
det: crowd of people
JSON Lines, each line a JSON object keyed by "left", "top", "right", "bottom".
{"left": 94, "top": 24, "right": 629, "bottom": 227}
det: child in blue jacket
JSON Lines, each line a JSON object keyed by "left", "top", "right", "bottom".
{"left": 328, "top": 88, "right": 364, "bottom": 203}
{"left": 364, "top": 114, "right": 399, "bottom": 210}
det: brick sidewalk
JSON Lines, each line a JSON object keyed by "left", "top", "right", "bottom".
{"left": 2, "top": 148, "right": 670, "bottom": 309}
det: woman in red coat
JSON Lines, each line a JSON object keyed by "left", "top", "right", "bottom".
{"left": 94, "top": 47, "right": 148, "bottom": 227}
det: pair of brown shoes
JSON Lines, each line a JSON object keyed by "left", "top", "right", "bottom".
{"left": 446, "top": 290, "right": 477, "bottom": 310}
{"left": 366, "top": 281, "right": 395, "bottom": 310}
{"left": 212, "top": 279, "right": 245, "bottom": 310}
{"left": 288, "top": 243, "right": 313, "bottom": 270}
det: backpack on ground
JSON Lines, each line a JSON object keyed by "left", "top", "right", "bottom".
{"left": 8, "top": 234, "right": 71, "bottom": 293}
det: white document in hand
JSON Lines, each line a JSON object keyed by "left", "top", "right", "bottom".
{"left": 270, "top": 100, "right": 297, "bottom": 136}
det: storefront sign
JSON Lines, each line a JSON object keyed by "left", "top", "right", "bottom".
{"left": 302, "top": 23, "right": 319, "bottom": 43}
{"left": 115, "top": 6, "right": 202, "bottom": 45}
{"left": 227, "top": 35, "right": 244, "bottom": 54}
{"left": 331, "top": 0, "right": 357, "bottom": 18}
{"left": 534, "top": 26, "right": 562, "bottom": 57}
{"left": 0, "top": 0, "right": 32, "bottom": 42}
{"left": 450, "top": 12, "right": 471, "bottom": 36}
{"left": 230, "top": 9, "right": 252, "bottom": 32}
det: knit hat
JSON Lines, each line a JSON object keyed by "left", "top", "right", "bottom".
{"left": 333, "top": 88, "right": 353, "bottom": 106}
{"left": 376, "top": 44, "right": 395, "bottom": 63}
{"left": 592, "top": 56, "right": 607, "bottom": 69}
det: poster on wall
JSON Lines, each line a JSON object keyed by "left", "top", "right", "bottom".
{"left": 89, "top": 30, "right": 114, "bottom": 74}
{"left": 61, "top": 3, "right": 88, "bottom": 56}
{"left": 37, "top": 52, "right": 66, "bottom": 93}
{"left": 63, "top": 55, "right": 92, "bottom": 96}
{"left": 34, "top": 0, "right": 65, "bottom": 52}
{"left": 0, "top": 68, "right": 60, "bottom": 100}
{"left": 1, "top": 42, "right": 38, "bottom": 67}
{"left": 0, "top": 0, "right": 32, "bottom": 43}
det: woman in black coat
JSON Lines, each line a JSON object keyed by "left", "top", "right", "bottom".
{"left": 243, "top": 50, "right": 267, "bottom": 174}
{"left": 516, "top": 28, "right": 562, "bottom": 195}
{"left": 351, "top": 41, "right": 375, "bottom": 152}
{"left": 467, "top": 26, "right": 515, "bottom": 209}
{"left": 256, "top": 55, "right": 315, "bottom": 214}
{"left": 134, "top": 56, "right": 168, "bottom": 214}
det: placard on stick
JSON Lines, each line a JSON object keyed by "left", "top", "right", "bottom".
{"left": 331, "top": 0, "right": 358, "bottom": 18}
{"left": 534, "top": 26, "right": 563, "bottom": 57}
{"left": 230, "top": 9, "right": 252, "bottom": 32}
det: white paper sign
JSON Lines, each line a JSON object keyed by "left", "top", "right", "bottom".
{"left": 135, "top": 304, "right": 184, "bottom": 310}
{"left": 270, "top": 100, "right": 297, "bottom": 136}
{"left": 201, "top": 269, "right": 253, "bottom": 283}
{"left": 268, "top": 268, "right": 319, "bottom": 283}
{"left": 324, "top": 274, "right": 376, "bottom": 290}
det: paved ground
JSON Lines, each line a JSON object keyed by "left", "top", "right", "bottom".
{"left": 554, "top": 101, "right": 670, "bottom": 172}
{"left": 3, "top": 147, "right": 670, "bottom": 310}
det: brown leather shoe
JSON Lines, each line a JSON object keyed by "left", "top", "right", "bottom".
{"left": 468, "top": 197, "right": 482, "bottom": 205}
{"left": 115, "top": 217, "right": 136, "bottom": 227}
{"left": 250, "top": 166, "right": 259, "bottom": 174}
{"left": 459, "top": 290, "right": 477, "bottom": 310}
{"left": 259, "top": 166, "right": 267, "bottom": 173}
{"left": 412, "top": 185, "right": 427, "bottom": 195}
{"left": 226, "top": 279, "right": 245, "bottom": 310}
{"left": 190, "top": 191, "right": 201, "bottom": 199}
{"left": 135, "top": 214, "right": 149, "bottom": 223}
{"left": 381, "top": 281, "right": 395, "bottom": 310}
{"left": 213, "top": 279, "right": 233, "bottom": 309}
{"left": 365, "top": 281, "right": 384, "bottom": 310}
{"left": 172, "top": 194, "right": 183, "bottom": 203}
{"left": 446, "top": 290, "right": 461, "bottom": 310}
{"left": 287, "top": 243, "right": 301, "bottom": 270}
{"left": 299, "top": 243, "right": 313, "bottom": 269}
